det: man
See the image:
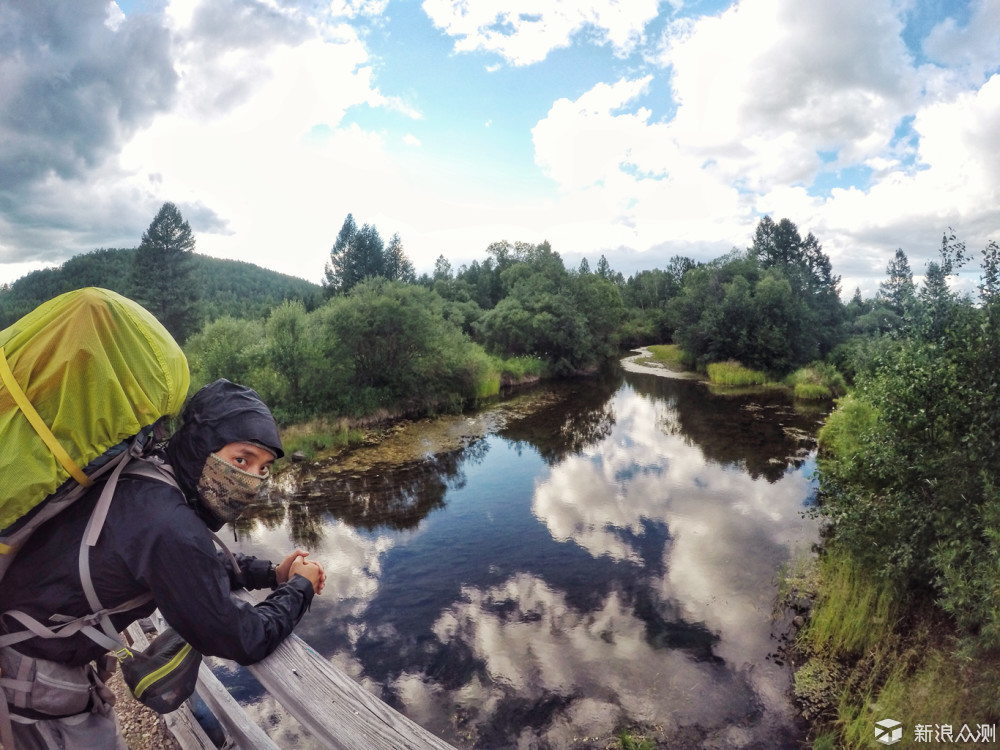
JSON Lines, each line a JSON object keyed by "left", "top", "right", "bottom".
{"left": 0, "top": 379, "right": 325, "bottom": 749}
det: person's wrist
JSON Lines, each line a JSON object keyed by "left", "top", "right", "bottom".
{"left": 266, "top": 561, "right": 275, "bottom": 588}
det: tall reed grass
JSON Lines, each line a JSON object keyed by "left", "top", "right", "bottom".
{"left": 786, "top": 363, "right": 848, "bottom": 401}
{"left": 705, "top": 360, "right": 770, "bottom": 386}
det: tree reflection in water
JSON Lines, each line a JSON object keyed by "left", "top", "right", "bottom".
{"left": 262, "top": 439, "right": 492, "bottom": 542}
{"left": 498, "top": 370, "right": 621, "bottom": 465}
{"left": 626, "top": 370, "right": 828, "bottom": 482}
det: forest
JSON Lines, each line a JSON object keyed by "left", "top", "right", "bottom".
{"left": 3, "top": 202, "right": 1000, "bottom": 746}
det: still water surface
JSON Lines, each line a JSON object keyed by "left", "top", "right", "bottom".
{"left": 223, "top": 366, "right": 828, "bottom": 749}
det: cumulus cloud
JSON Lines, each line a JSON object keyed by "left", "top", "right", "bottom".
{"left": 659, "top": 0, "right": 918, "bottom": 179}
{"left": 421, "top": 0, "right": 660, "bottom": 66}
{"left": 0, "top": 2, "right": 177, "bottom": 191}
{"left": 922, "top": 0, "right": 1000, "bottom": 82}
{"left": 0, "top": 1, "right": 177, "bottom": 262}
{"left": 0, "top": 0, "right": 406, "bottom": 276}
{"left": 527, "top": 0, "right": 1000, "bottom": 295}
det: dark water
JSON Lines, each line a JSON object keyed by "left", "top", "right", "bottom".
{"left": 221, "top": 367, "right": 829, "bottom": 749}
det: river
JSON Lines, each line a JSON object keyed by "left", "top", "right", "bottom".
{"left": 219, "top": 361, "right": 829, "bottom": 749}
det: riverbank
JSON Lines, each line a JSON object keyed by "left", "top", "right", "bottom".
{"left": 783, "top": 547, "right": 1000, "bottom": 749}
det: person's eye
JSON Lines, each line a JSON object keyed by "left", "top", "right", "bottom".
{"left": 234, "top": 457, "right": 247, "bottom": 465}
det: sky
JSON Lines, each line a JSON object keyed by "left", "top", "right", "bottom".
{"left": 1, "top": 0, "right": 998, "bottom": 297}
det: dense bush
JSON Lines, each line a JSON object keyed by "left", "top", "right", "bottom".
{"left": 187, "top": 279, "right": 507, "bottom": 423}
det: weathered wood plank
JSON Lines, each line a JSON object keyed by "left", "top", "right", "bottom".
{"left": 235, "top": 589, "right": 457, "bottom": 750}
{"left": 193, "top": 662, "right": 279, "bottom": 750}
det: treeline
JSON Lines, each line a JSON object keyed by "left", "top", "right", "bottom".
{"left": 3, "top": 204, "right": 869, "bottom": 424}
{"left": 189, "top": 233, "right": 627, "bottom": 422}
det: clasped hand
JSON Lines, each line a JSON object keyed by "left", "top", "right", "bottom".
{"left": 276, "top": 548, "right": 326, "bottom": 595}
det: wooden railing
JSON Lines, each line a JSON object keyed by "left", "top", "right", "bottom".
{"left": 125, "top": 590, "right": 457, "bottom": 750}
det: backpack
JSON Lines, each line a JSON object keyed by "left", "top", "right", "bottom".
{"left": 0, "top": 287, "right": 190, "bottom": 577}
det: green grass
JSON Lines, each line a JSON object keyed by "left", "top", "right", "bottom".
{"left": 645, "top": 344, "right": 688, "bottom": 367}
{"left": 786, "top": 363, "right": 847, "bottom": 401}
{"left": 789, "top": 547, "right": 1000, "bottom": 749}
{"left": 804, "top": 550, "right": 899, "bottom": 657}
{"left": 279, "top": 419, "right": 364, "bottom": 461}
{"left": 499, "top": 355, "right": 547, "bottom": 382}
{"left": 706, "top": 360, "right": 770, "bottom": 386}
{"left": 614, "top": 730, "right": 655, "bottom": 750}
{"left": 816, "top": 394, "right": 878, "bottom": 464}
{"left": 795, "top": 382, "right": 833, "bottom": 400}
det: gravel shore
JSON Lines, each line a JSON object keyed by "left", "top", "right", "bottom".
{"left": 108, "top": 668, "right": 181, "bottom": 750}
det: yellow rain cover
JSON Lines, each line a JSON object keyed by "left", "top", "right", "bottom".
{"left": 0, "top": 288, "right": 190, "bottom": 529}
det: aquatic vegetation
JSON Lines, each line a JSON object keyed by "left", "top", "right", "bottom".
{"left": 706, "top": 360, "right": 771, "bottom": 386}
{"left": 786, "top": 363, "right": 847, "bottom": 401}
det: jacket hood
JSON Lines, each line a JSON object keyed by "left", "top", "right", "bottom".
{"left": 166, "top": 379, "right": 283, "bottom": 524}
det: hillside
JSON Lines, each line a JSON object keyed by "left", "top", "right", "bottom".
{"left": 0, "top": 248, "right": 323, "bottom": 328}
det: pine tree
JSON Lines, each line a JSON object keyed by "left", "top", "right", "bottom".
{"left": 129, "top": 202, "right": 201, "bottom": 343}
{"left": 324, "top": 214, "right": 388, "bottom": 294}
{"left": 384, "top": 233, "right": 415, "bottom": 283}
{"left": 324, "top": 213, "right": 358, "bottom": 296}
{"left": 877, "top": 248, "right": 915, "bottom": 316}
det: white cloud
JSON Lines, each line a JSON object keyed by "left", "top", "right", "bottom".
{"left": 403, "top": 133, "right": 422, "bottom": 147}
{"left": 106, "top": 1, "right": 415, "bottom": 281}
{"left": 531, "top": 75, "right": 751, "bottom": 254}
{"left": 657, "top": 0, "right": 918, "bottom": 186}
{"left": 923, "top": 0, "right": 1000, "bottom": 82}
{"left": 526, "top": 0, "right": 1000, "bottom": 296}
{"left": 421, "top": 0, "right": 660, "bottom": 66}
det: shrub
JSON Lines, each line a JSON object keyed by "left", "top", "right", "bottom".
{"left": 786, "top": 362, "right": 847, "bottom": 400}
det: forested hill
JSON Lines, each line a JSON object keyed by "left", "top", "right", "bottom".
{"left": 0, "top": 247, "right": 322, "bottom": 328}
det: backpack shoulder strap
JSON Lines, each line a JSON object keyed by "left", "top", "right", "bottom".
{"left": 122, "top": 461, "right": 241, "bottom": 572}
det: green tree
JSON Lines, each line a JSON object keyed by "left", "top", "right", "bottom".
{"left": 130, "top": 202, "right": 202, "bottom": 343}
{"left": 749, "top": 215, "right": 844, "bottom": 357}
{"left": 818, "top": 234, "right": 1000, "bottom": 648}
{"left": 877, "top": 248, "right": 915, "bottom": 317}
{"left": 185, "top": 316, "right": 264, "bottom": 389}
{"left": 260, "top": 300, "right": 314, "bottom": 420}
{"left": 595, "top": 254, "right": 624, "bottom": 285}
{"left": 433, "top": 255, "right": 453, "bottom": 282}
{"left": 384, "top": 233, "right": 416, "bottom": 283}
{"left": 318, "top": 279, "right": 489, "bottom": 413}
{"left": 324, "top": 214, "right": 387, "bottom": 295}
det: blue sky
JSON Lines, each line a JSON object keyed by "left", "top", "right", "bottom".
{"left": 1, "top": 0, "right": 998, "bottom": 296}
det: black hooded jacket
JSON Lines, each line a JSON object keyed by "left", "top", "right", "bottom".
{"left": 0, "top": 380, "right": 313, "bottom": 667}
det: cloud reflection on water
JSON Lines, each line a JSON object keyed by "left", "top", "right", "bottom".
{"left": 385, "top": 379, "right": 821, "bottom": 747}
{"left": 231, "top": 373, "right": 825, "bottom": 748}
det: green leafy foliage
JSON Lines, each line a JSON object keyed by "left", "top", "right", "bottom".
{"left": 668, "top": 246, "right": 833, "bottom": 373}
{"left": 817, "top": 236, "right": 1000, "bottom": 649}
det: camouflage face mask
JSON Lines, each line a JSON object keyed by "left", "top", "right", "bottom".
{"left": 196, "top": 452, "right": 267, "bottom": 525}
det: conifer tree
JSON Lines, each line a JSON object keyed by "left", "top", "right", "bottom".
{"left": 877, "top": 248, "right": 915, "bottom": 316}
{"left": 383, "top": 233, "right": 415, "bottom": 283}
{"left": 129, "top": 202, "right": 201, "bottom": 343}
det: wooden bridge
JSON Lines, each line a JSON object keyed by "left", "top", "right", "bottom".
{"left": 126, "top": 590, "right": 457, "bottom": 750}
